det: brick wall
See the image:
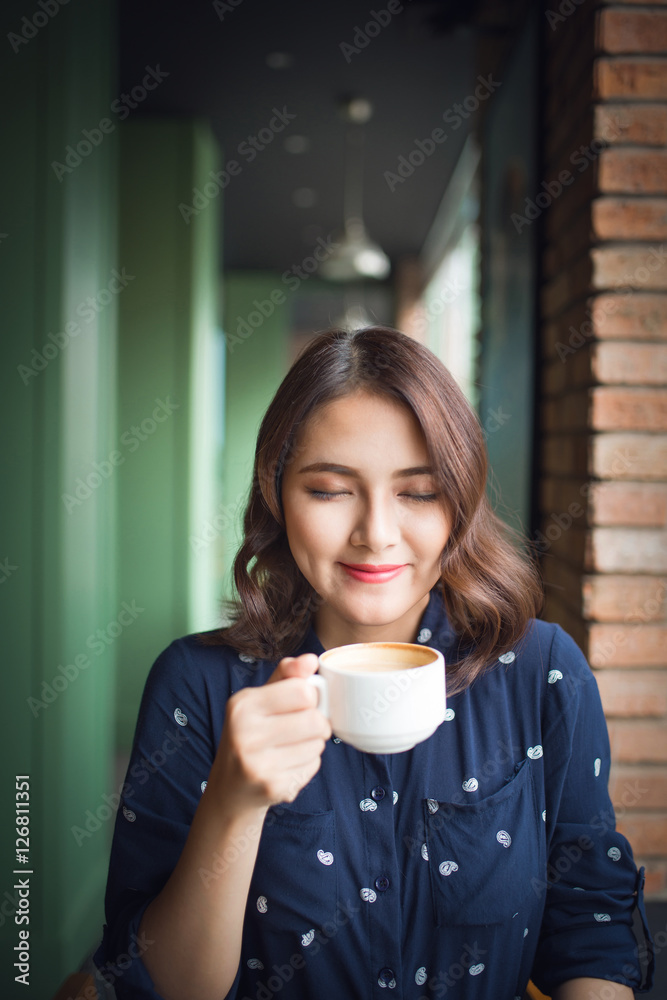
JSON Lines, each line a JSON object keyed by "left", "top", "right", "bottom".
{"left": 540, "top": 0, "right": 667, "bottom": 898}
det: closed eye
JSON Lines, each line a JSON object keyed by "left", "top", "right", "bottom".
{"left": 306, "top": 489, "right": 347, "bottom": 500}
{"left": 306, "top": 489, "right": 439, "bottom": 503}
{"left": 404, "top": 493, "right": 439, "bottom": 503}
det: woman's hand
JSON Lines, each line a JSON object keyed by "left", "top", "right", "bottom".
{"left": 552, "top": 980, "right": 634, "bottom": 999}
{"left": 139, "top": 653, "right": 331, "bottom": 1000}
{"left": 209, "top": 653, "right": 332, "bottom": 813}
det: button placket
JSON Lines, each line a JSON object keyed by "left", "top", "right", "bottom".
{"left": 378, "top": 967, "right": 397, "bottom": 989}
{"left": 362, "top": 761, "right": 399, "bottom": 996}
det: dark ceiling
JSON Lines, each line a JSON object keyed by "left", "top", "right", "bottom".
{"left": 118, "top": 1, "right": 484, "bottom": 276}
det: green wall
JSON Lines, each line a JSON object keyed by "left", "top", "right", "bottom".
{"left": 220, "top": 274, "right": 290, "bottom": 602}
{"left": 0, "top": 1, "right": 118, "bottom": 994}
{"left": 115, "top": 119, "right": 222, "bottom": 749}
{"left": 479, "top": 10, "right": 538, "bottom": 535}
{"left": 0, "top": 14, "right": 222, "bottom": 995}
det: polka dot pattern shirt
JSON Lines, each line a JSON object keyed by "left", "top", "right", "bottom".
{"left": 95, "top": 588, "right": 654, "bottom": 998}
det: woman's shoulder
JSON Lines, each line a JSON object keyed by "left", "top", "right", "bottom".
{"left": 518, "top": 616, "right": 589, "bottom": 665}
{"left": 142, "top": 629, "right": 268, "bottom": 699}
{"left": 508, "top": 616, "right": 599, "bottom": 709}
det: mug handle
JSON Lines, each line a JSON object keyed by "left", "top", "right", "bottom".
{"left": 306, "top": 673, "right": 329, "bottom": 718}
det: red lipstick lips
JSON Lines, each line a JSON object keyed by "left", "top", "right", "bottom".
{"left": 339, "top": 563, "right": 407, "bottom": 583}
{"left": 341, "top": 564, "right": 405, "bottom": 571}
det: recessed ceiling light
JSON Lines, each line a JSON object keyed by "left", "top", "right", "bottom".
{"left": 283, "top": 135, "right": 310, "bottom": 154}
{"left": 292, "top": 188, "right": 318, "bottom": 208}
{"left": 266, "top": 51, "right": 293, "bottom": 69}
{"left": 338, "top": 97, "right": 374, "bottom": 124}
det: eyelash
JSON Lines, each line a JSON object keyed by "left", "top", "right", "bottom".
{"left": 306, "top": 489, "right": 439, "bottom": 503}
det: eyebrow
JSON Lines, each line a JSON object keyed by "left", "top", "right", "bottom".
{"left": 297, "top": 462, "right": 434, "bottom": 478}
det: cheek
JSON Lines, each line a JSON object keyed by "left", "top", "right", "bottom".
{"left": 409, "top": 511, "right": 451, "bottom": 553}
{"left": 287, "top": 500, "right": 342, "bottom": 557}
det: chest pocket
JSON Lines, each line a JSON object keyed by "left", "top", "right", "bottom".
{"left": 248, "top": 805, "right": 338, "bottom": 937}
{"left": 424, "top": 757, "right": 544, "bottom": 926}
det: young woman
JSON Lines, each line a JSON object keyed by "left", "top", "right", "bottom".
{"left": 95, "top": 326, "right": 653, "bottom": 1000}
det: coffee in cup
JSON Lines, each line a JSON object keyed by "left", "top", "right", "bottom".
{"left": 308, "top": 641, "right": 446, "bottom": 753}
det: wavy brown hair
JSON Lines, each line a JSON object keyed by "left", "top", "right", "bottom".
{"left": 197, "top": 326, "right": 543, "bottom": 694}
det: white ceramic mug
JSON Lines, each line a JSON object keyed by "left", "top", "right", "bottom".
{"left": 308, "top": 641, "right": 446, "bottom": 753}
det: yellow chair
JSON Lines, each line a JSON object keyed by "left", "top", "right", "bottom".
{"left": 527, "top": 982, "right": 551, "bottom": 1000}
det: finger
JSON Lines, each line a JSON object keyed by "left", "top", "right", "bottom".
{"left": 255, "top": 708, "right": 332, "bottom": 749}
{"left": 256, "top": 741, "right": 329, "bottom": 800}
{"left": 266, "top": 653, "right": 320, "bottom": 685}
{"left": 254, "top": 675, "right": 320, "bottom": 714}
{"left": 235, "top": 677, "right": 318, "bottom": 725}
{"left": 261, "top": 736, "right": 328, "bottom": 772}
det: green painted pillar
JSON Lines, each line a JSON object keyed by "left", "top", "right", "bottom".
{"left": 115, "top": 119, "right": 222, "bottom": 749}
{"left": 0, "top": 1, "right": 119, "bottom": 994}
{"left": 220, "top": 274, "right": 291, "bottom": 601}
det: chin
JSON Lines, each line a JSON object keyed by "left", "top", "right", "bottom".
{"left": 341, "top": 599, "right": 409, "bottom": 626}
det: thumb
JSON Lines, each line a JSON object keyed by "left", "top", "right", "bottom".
{"left": 266, "top": 652, "right": 320, "bottom": 685}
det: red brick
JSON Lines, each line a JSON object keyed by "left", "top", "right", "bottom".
{"left": 591, "top": 246, "right": 667, "bottom": 292}
{"left": 590, "top": 432, "right": 667, "bottom": 479}
{"left": 609, "top": 766, "right": 667, "bottom": 811}
{"left": 595, "top": 57, "right": 667, "bottom": 100}
{"left": 596, "top": 8, "right": 667, "bottom": 54}
{"left": 583, "top": 573, "right": 667, "bottom": 618}
{"left": 590, "top": 292, "right": 667, "bottom": 340}
{"left": 596, "top": 669, "right": 667, "bottom": 716}
{"left": 591, "top": 343, "right": 667, "bottom": 385}
{"left": 616, "top": 813, "right": 667, "bottom": 855}
{"left": 588, "top": 482, "right": 667, "bottom": 526}
{"left": 607, "top": 720, "right": 667, "bottom": 762}
{"left": 589, "top": 623, "right": 667, "bottom": 667}
{"left": 598, "top": 148, "right": 667, "bottom": 194}
{"left": 595, "top": 102, "right": 667, "bottom": 147}
{"left": 640, "top": 863, "right": 667, "bottom": 898}
{"left": 590, "top": 386, "right": 667, "bottom": 428}
{"left": 591, "top": 197, "right": 667, "bottom": 240}
{"left": 587, "top": 526, "right": 667, "bottom": 573}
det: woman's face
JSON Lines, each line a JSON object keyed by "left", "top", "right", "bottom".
{"left": 281, "top": 390, "right": 452, "bottom": 649}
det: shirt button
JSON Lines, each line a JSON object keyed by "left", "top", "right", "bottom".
{"left": 371, "top": 786, "right": 385, "bottom": 801}
{"left": 378, "top": 967, "right": 396, "bottom": 987}
{"left": 374, "top": 875, "right": 390, "bottom": 892}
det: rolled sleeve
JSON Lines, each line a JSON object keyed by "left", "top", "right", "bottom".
{"left": 531, "top": 626, "right": 654, "bottom": 993}
{"left": 94, "top": 638, "right": 223, "bottom": 998}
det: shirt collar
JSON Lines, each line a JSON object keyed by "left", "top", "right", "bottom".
{"left": 296, "top": 585, "right": 455, "bottom": 657}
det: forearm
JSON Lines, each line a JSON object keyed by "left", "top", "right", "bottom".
{"left": 139, "top": 790, "right": 269, "bottom": 1000}
{"left": 552, "top": 979, "right": 634, "bottom": 1000}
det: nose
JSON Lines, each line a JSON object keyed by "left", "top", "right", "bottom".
{"left": 349, "top": 491, "right": 401, "bottom": 553}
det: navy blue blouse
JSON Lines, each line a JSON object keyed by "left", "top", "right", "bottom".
{"left": 94, "top": 588, "right": 653, "bottom": 999}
